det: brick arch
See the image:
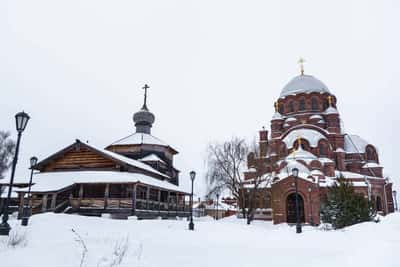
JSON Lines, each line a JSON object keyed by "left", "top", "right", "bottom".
{"left": 282, "top": 188, "right": 309, "bottom": 224}
{"left": 280, "top": 124, "right": 329, "bottom": 141}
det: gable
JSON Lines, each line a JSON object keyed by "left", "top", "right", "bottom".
{"left": 42, "top": 145, "right": 118, "bottom": 172}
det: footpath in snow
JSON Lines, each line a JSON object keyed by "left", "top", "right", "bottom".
{"left": 1, "top": 213, "right": 399, "bottom": 267}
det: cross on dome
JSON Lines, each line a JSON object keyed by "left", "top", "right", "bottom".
{"left": 298, "top": 58, "right": 305, "bottom": 75}
{"left": 142, "top": 84, "right": 150, "bottom": 110}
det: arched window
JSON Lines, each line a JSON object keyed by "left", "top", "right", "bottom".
{"left": 319, "top": 143, "right": 327, "bottom": 157}
{"left": 366, "top": 147, "right": 376, "bottom": 161}
{"left": 311, "top": 98, "right": 318, "bottom": 110}
{"left": 299, "top": 98, "right": 305, "bottom": 111}
{"left": 288, "top": 101, "right": 294, "bottom": 113}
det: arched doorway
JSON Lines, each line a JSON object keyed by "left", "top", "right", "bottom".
{"left": 286, "top": 193, "right": 305, "bottom": 223}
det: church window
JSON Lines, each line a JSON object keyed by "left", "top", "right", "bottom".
{"left": 311, "top": 98, "right": 318, "bottom": 110}
{"left": 288, "top": 101, "right": 294, "bottom": 113}
{"left": 299, "top": 98, "right": 305, "bottom": 111}
{"left": 366, "top": 147, "right": 376, "bottom": 161}
{"left": 279, "top": 105, "right": 284, "bottom": 114}
{"left": 319, "top": 143, "right": 327, "bottom": 157}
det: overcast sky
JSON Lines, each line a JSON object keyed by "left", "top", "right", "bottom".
{"left": 1, "top": 0, "right": 399, "bottom": 198}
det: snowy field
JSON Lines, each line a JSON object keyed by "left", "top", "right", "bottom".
{"left": 1, "top": 213, "right": 399, "bottom": 267}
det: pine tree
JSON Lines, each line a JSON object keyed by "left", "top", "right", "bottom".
{"left": 321, "top": 177, "right": 376, "bottom": 229}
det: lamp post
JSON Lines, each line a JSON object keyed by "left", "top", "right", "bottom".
{"left": 0, "top": 111, "right": 30, "bottom": 236}
{"left": 307, "top": 186, "right": 313, "bottom": 226}
{"left": 393, "top": 191, "right": 398, "bottom": 212}
{"left": 188, "top": 170, "right": 196, "bottom": 230}
{"left": 292, "top": 167, "right": 302, "bottom": 234}
{"left": 21, "top": 156, "right": 38, "bottom": 226}
{"left": 216, "top": 193, "right": 220, "bottom": 220}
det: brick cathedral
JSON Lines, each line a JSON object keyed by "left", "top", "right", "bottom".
{"left": 244, "top": 64, "right": 395, "bottom": 224}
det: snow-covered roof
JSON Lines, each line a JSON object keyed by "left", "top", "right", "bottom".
{"left": 280, "top": 75, "right": 330, "bottom": 98}
{"left": 139, "top": 154, "right": 166, "bottom": 164}
{"left": 285, "top": 117, "right": 297, "bottom": 122}
{"left": 271, "top": 112, "right": 284, "bottom": 120}
{"left": 334, "top": 170, "right": 383, "bottom": 179}
{"left": 344, "top": 134, "right": 370, "bottom": 153}
{"left": 283, "top": 123, "right": 290, "bottom": 127}
{"left": 278, "top": 160, "right": 312, "bottom": 180}
{"left": 324, "top": 106, "right": 339, "bottom": 115}
{"left": 0, "top": 186, "right": 18, "bottom": 198}
{"left": 283, "top": 128, "right": 327, "bottom": 149}
{"left": 335, "top": 148, "right": 345, "bottom": 153}
{"left": 16, "top": 171, "right": 187, "bottom": 193}
{"left": 90, "top": 143, "right": 170, "bottom": 179}
{"left": 286, "top": 147, "right": 317, "bottom": 161}
{"left": 362, "top": 162, "right": 381, "bottom": 168}
{"left": 309, "top": 114, "right": 323, "bottom": 120}
{"left": 110, "top": 133, "right": 176, "bottom": 151}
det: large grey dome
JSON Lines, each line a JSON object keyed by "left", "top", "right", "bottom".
{"left": 133, "top": 107, "right": 155, "bottom": 134}
{"left": 280, "top": 75, "right": 330, "bottom": 98}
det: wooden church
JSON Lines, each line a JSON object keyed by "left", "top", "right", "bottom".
{"left": 15, "top": 86, "right": 190, "bottom": 219}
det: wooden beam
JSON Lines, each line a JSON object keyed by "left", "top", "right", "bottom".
{"left": 104, "top": 184, "right": 110, "bottom": 209}
{"left": 146, "top": 186, "right": 150, "bottom": 210}
{"left": 42, "top": 194, "right": 48, "bottom": 212}
{"left": 132, "top": 183, "right": 137, "bottom": 215}
{"left": 51, "top": 194, "right": 57, "bottom": 210}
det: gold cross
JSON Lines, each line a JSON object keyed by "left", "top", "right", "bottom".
{"left": 298, "top": 58, "right": 305, "bottom": 75}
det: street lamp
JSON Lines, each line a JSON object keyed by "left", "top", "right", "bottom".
{"left": 216, "top": 193, "right": 220, "bottom": 220}
{"left": 21, "top": 156, "right": 38, "bottom": 226}
{"left": 292, "top": 167, "right": 302, "bottom": 234}
{"left": 308, "top": 186, "right": 313, "bottom": 226}
{"left": 188, "top": 170, "right": 196, "bottom": 230}
{"left": 0, "top": 111, "right": 30, "bottom": 236}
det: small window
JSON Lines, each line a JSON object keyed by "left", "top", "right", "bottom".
{"left": 299, "top": 99, "right": 305, "bottom": 111}
{"left": 319, "top": 144, "right": 327, "bottom": 157}
{"left": 288, "top": 101, "right": 294, "bottom": 113}
{"left": 279, "top": 105, "right": 284, "bottom": 114}
{"left": 311, "top": 98, "right": 318, "bottom": 110}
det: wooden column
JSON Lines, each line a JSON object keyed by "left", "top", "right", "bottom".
{"left": 146, "top": 186, "right": 150, "bottom": 210}
{"left": 51, "top": 193, "right": 57, "bottom": 210}
{"left": 78, "top": 184, "right": 84, "bottom": 208}
{"left": 104, "top": 184, "right": 110, "bottom": 209}
{"left": 18, "top": 192, "right": 25, "bottom": 219}
{"left": 132, "top": 184, "right": 137, "bottom": 215}
{"left": 167, "top": 191, "right": 170, "bottom": 216}
{"left": 42, "top": 194, "right": 48, "bottom": 212}
{"left": 157, "top": 190, "right": 161, "bottom": 215}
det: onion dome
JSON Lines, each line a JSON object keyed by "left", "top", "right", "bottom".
{"left": 133, "top": 84, "right": 155, "bottom": 134}
{"left": 280, "top": 74, "right": 330, "bottom": 98}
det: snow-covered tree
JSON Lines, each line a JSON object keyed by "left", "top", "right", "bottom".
{"left": 321, "top": 177, "right": 376, "bottom": 229}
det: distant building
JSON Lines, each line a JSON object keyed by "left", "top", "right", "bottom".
{"left": 2, "top": 86, "right": 189, "bottom": 219}
{"left": 244, "top": 67, "right": 395, "bottom": 224}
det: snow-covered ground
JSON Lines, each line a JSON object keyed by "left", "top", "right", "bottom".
{"left": 1, "top": 213, "right": 399, "bottom": 267}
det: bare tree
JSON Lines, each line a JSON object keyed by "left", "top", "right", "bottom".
{"left": 206, "top": 137, "right": 248, "bottom": 218}
{"left": 0, "top": 131, "right": 16, "bottom": 180}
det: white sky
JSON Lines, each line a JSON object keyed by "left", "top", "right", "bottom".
{"left": 1, "top": 0, "right": 399, "bottom": 198}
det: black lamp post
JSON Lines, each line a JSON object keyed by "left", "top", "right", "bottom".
{"left": 0, "top": 111, "right": 30, "bottom": 236}
{"left": 308, "top": 186, "right": 313, "bottom": 226}
{"left": 188, "top": 170, "right": 196, "bottom": 230}
{"left": 216, "top": 193, "right": 220, "bottom": 220}
{"left": 292, "top": 167, "right": 302, "bottom": 234}
{"left": 21, "top": 156, "right": 38, "bottom": 226}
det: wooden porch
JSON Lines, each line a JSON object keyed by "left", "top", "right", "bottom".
{"left": 19, "top": 182, "right": 190, "bottom": 220}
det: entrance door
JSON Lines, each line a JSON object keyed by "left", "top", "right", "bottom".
{"left": 286, "top": 193, "right": 305, "bottom": 223}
